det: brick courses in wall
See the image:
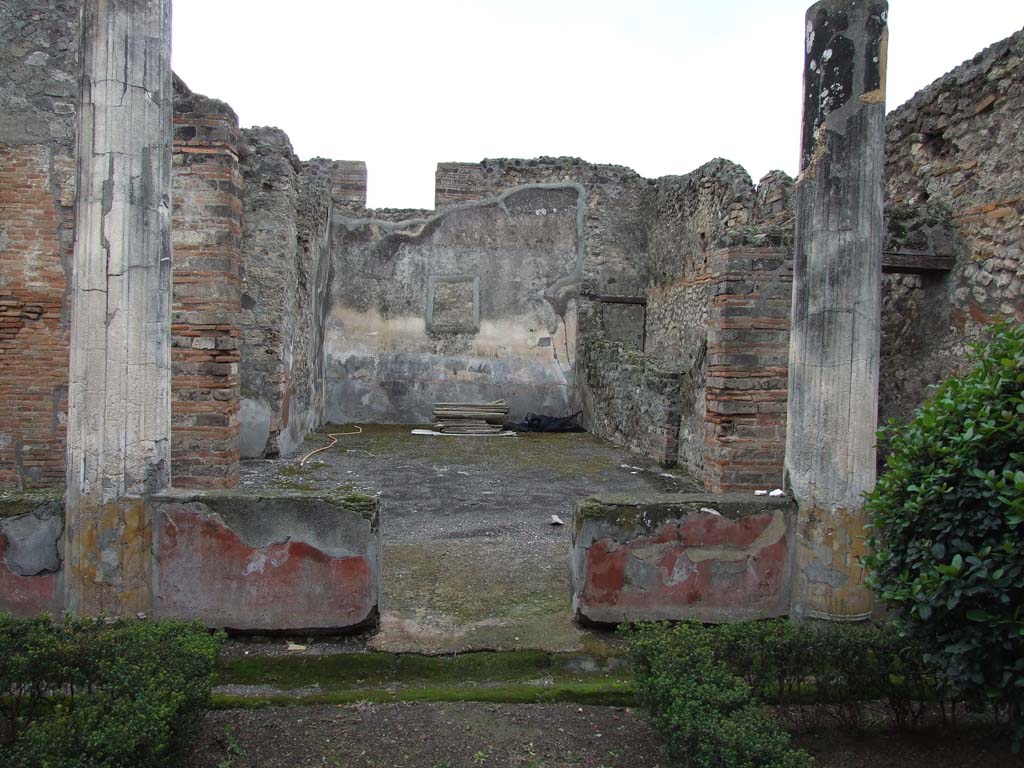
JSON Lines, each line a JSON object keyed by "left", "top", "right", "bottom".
{"left": 704, "top": 248, "right": 792, "bottom": 492}
{"left": 2, "top": 5, "right": 1018, "bottom": 502}
{"left": 304, "top": 157, "right": 367, "bottom": 213}
{"left": 642, "top": 162, "right": 795, "bottom": 482}
{"left": 170, "top": 78, "right": 244, "bottom": 488}
{"left": 0, "top": 0, "right": 79, "bottom": 490}
{"left": 0, "top": 145, "right": 73, "bottom": 489}
{"left": 436, "top": 157, "right": 799, "bottom": 486}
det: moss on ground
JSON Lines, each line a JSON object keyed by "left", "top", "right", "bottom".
{"left": 384, "top": 542, "right": 568, "bottom": 625}
{"left": 212, "top": 680, "right": 636, "bottom": 709}
{"left": 266, "top": 479, "right": 323, "bottom": 492}
{"left": 214, "top": 649, "right": 634, "bottom": 709}
{"left": 218, "top": 650, "right": 628, "bottom": 690}
{"left": 309, "top": 424, "right": 649, "bottom": 480}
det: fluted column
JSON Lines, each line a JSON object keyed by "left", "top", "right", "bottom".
{"left": 65, "top": 0, "right": 173, "bottom": 615}
{"left": 785, "top": 0, "right": 888, "bottom": 620}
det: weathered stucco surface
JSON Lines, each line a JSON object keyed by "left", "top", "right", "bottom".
{"left": 0, "top": 491, "right": 62, "bottom": 616}
{"left": 1, "top": 0, "right": 1022, "bottom": 633}
{"left": 153, "top": 489, "right": 381, "bottom": 632}
{"left": 238, "top": 128, "right": 335, "bottom": 458}
{"left": 571, "top": 493, "right": 794, "bottom": 625}
{"left": 324, "top": 185, "right": 582, "bottom": 423}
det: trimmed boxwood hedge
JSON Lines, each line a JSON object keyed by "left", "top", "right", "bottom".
{"left": 625, "top": 619, "right": 966, "bottom": 768}
{"left": 626, "top": 621, "right": 812, "bottom": 768}
{"left": 0, "top": 614, "right": 224, "bottom": 768}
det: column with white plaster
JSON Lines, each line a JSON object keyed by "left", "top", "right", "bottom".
{"left": 65, "top": 0, "right": 173, "bottom": 615}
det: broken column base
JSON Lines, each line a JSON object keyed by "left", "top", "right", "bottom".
{"left": 571, "top": 493, "right": 794, "bottom": 626}
{"left": 790, "top": 504, "right": 874, "bottom": 622}
{"left": 1, "top": 488, "right": 381, "bottom": 633}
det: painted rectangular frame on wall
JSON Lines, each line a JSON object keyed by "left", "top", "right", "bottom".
{"left": 425, "top": 274, "right": 481, "bottom": 334}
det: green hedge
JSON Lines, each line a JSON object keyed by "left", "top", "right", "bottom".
{"left": 625, "top": 620, "right": 957, "bottom": 768}
{"left": 626, "top": 622, "right": 812, "bottom": 768}
{"left": 0, "top": 614, "right": 224, "bottom": 768}
{"left": 865, "top": 321, "right": 1024, "bottom": 747}
{"left": 710, "top": 619, "right": 940, "bottom": 728}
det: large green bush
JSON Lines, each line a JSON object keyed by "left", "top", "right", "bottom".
{"left": 865, "top": 321, "right": 1024, "bottom": 743}
{"left": 0, "top": 614, "right": 224, "bottom": 768}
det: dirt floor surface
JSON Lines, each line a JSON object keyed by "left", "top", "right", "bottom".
{"left": 185, "top": 702, "right": 1024, "bottom": 768}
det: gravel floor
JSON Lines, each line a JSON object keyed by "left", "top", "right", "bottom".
{"left": 237, "top": 425, "right": 700, "bottom": 654}
{"left": 240, "top": 424, "right": 698, "bottom": 545}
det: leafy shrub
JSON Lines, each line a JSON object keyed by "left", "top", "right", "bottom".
{"left": 0, "top": 614, "right": 224, "bottom": 768}
{"left": 864, "top": 321, "right": 1024, "bottom": 744}
{"left": 626, "top": 622, "right": 811, "bottom": 768}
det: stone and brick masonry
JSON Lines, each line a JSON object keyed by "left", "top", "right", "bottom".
{"left": 171, "top": 77, "right": 244, "bottom": 488}
{"left": 2, "top": 5, "right": 1020, "bottom": 499}
{"left": 880, "top": 28, "right": 1024, "bottom": 426}
{"left": 0, "top": 0, "right": 78, "bottom": 490}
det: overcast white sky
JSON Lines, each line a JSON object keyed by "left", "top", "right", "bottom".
{"left": 171, "top": 1, "right": 1024, "bottom": 209}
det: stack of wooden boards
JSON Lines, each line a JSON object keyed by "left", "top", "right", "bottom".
{"left": 432, "top": 401, "right": 510, "bottom": 434}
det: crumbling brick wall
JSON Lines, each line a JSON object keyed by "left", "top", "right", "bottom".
{"left": 0, "top": 1, "right": 255, "bottom": 490}
{"left": 642, "top": 162, "right": 794, "bottom": 489}
{"left": 0, "top": 0, "right": 78, "bottom": 489}
{"left": 238, "top": 128, "right": 338, "bottom": 457}
{"left": 170, "top": 78, "right": 244, "bottom": 488}
{"left": 881, "top": 28, "right": 1024, "bottom": 426}
{"left": 642, "top": 160, "right": 760, "bottom": 478}
{"left": 576, "top": 341, "right": 683, "bottom": 464}
{"left": 436, "top": 157, "right": 796, "bottom": 488}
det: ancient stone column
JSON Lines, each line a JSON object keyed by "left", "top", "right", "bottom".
{"left": 65, "top": 0, "right": 173, "bottom": 616}
{"left": 785, "top": 0, "right": 887, "bottom": 620}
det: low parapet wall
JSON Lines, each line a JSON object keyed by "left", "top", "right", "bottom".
{"left": 0, "top": 491, "right": 63, "bottom": 617}
{"left": 152, "top": 489, "right": 381, "bottom": 632}
{"left": 571, "top": 493, "right": 794, "bottom": 625}
{"left": 0, "top": 489, "right": 382, "bottom": 633}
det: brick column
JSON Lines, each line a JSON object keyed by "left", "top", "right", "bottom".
{"left": 785, "top": 0, "right": 888, "bottom": 620}
{"left": 171, "top": 82, "right": 243, "bottom": 488}
{"left": 64, "top": 0, "right": 172, "bottom": 615}
{"left": 705, "top": 247, "right": 792, "bottom": 492}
